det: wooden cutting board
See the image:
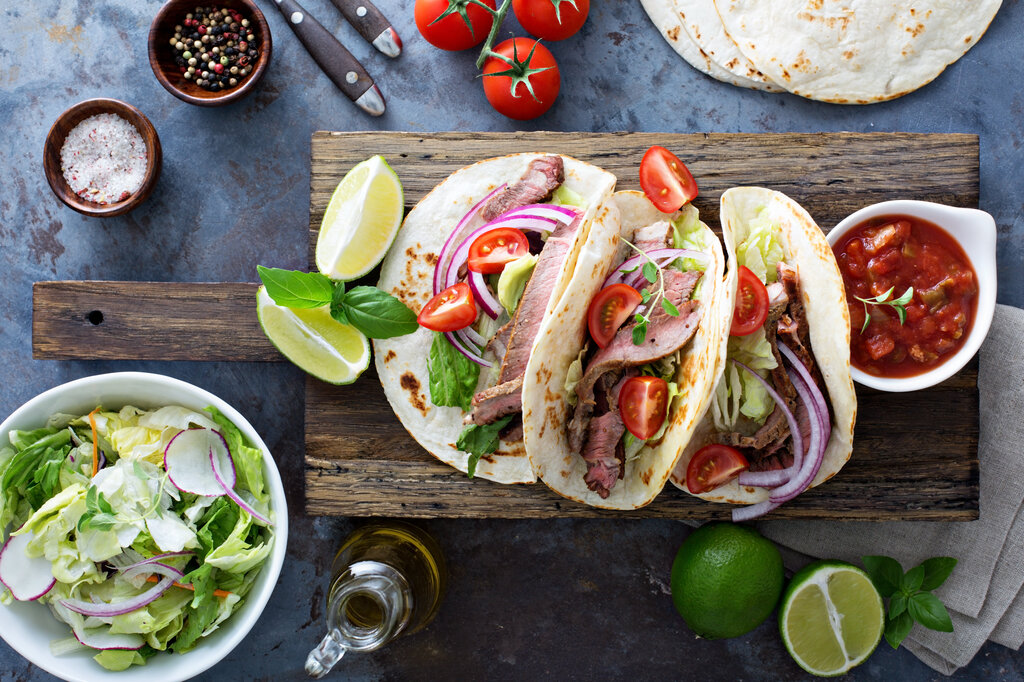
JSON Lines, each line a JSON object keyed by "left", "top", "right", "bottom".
{"left": 33, "top": 131, "right": 980, "bottom": 520}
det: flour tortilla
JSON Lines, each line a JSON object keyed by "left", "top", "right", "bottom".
{"left": 640, "top": 0, "right": 781, "bottom": 91}
{"left": 670, "top": 187, "right": 856, "bottom": 503}
{"left": 375, "top": 154, "right": 617, "bottom": 484}
{"left": 524, "top": 191, "right": 731, "bottom": 509}
{"left": 714, "top": 0, "right": 1002, "bottom": 103}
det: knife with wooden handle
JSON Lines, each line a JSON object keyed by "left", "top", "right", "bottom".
{"left": 328, "top": 0, "right": 402, "bottom": 57}
{"left": 270, "top": 0, "right": 386, "bottom": 116}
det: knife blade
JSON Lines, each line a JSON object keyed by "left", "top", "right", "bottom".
{"left": 328, "top": 0, "right": 402, "bottom": 58}
{"left": 270, "top": 0, "right": 385, "bottom": 116}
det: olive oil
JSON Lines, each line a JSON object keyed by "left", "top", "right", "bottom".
{"left": 306, "top": 522, "right": 447, "bottom": 677}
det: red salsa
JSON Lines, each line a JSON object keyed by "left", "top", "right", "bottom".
{"left": 833, "top": 214, "right": 977, "bottom": 378}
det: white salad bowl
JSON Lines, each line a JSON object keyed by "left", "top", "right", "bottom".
{"left": 827, "top": 200, "right": 997, "bottom": 392}
{"left": 0, "top": 372, "right": 288, "bottom": 682}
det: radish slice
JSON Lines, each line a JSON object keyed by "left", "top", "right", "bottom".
{"left": 73, "top": 627, "right": 144, "bottom": 651}
{"left": 210, "top": 448, "right": 272, "bottom": 526}
{"left": 164, "top": 428, "right": 234, "bottom": 496}
{"left": 60, "top": 575, "right": 175, "bottom": 617}
{"left": 0, "top": 531, "right": 56, "bottom": 601}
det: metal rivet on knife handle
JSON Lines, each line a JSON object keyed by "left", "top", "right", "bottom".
{"left": 329, "top": 0, "right": 402, "bottom": 58}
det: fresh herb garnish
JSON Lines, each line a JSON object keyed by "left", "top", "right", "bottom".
{"left": 428, "top": 332, "right": 481, "bottom": 411}
{"left": 862, "top": 554, "right": 957, "bottom": 649}
{"left": 456, "top": 414, "right": 515, "bottom": 477}
{"left": 257, "top": 266, "right": 417, "bottom": 339}
{"left": 620, "top": 238, "right": 681, "bottom": 346}
{"left": 854, "top": 286, "right": 914, "bottom": 334}
{"left": 77, "top": 487, "right": 119, "bottom": 532}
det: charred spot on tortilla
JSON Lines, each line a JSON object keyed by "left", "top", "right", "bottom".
{"left": 640, "top": 468, "right": 652, "bottom": 485}
{"left": 400, "top": 372, "right": 428, "bottom": 415}
{"left": 425, "top": 253, "right": 438, "bottom": 266}
{"left": 667, "top": 26, "right": 680, "bottom": 40}
{"left": 384, "top": 350, "right": 397, "bottom": 362}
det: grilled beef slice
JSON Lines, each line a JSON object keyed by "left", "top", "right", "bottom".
{"left": 468, "top": 376, "right": 523, "bottom": 425}
{"left": 481, "top": 156, "right": 564, "bottom": 222}
{"left": 632, "top": 220, "right": 674, "bottom": 253}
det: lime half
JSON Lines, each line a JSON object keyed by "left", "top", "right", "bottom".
{"left": 779, "top": 560, "right": 884, "bottom": 677}
{"left": 257, "top": 286, "right": 370, "bottom": 385}
{"left": 315, "top": 155, "right": 404, "bottom": 281}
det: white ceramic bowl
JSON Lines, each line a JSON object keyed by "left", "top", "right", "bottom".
{"left": 0, "top": 372, "right": 288, "bottom": 682}
{"left": 827, "top": 200, "right": 997, "bottom": 392}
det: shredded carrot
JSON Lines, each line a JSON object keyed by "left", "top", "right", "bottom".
{"left": 88, "top": 407, "right": 100, "bottom": 477}
{"left": 146, "top": 575, "right": 233, "bottom": 599}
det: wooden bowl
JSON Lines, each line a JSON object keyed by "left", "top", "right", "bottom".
{"left": 42, "top": 98, "right": 162, "bottom": 218}
{"left": 148, "top": 0, "right": 272, "bottom": 106}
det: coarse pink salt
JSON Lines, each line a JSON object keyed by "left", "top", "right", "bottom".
{"left": 60, "top": 113, "right": 147, "bottom": 205}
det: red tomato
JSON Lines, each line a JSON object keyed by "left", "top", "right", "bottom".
{"left": 512, "top": 0, "right": 590, "bottom": 41}
{"left": 587, "top": 283, "right": 642, "bottom": 348}
{"left": 731, "top": 266, "right": 769, "bottom": 336}
{"left": 482, "top": 38, "right": 560, "bottom": 120}
{"left": 417, "top": 282, "right": 477, "bottom": 332}
{"left": 619, "top": 376, "right": 670, "bottom": 441}
{"left": 639, "top": 146, "right": 698, "bottom": 213}
{"left": 685, "top": 444, "right": 749, "bottom": 494}
{"left": 467, "top": 228, "right": 530, "bottom": 274}
{"left": 415, "top": 0, "right": 496, "bottom": 51}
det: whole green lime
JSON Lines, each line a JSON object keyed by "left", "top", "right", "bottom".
{"left": 670, "top": 522, "right": 784, "bottom": 639}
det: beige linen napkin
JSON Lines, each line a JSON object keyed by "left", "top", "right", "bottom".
{"left": 758, "top": 304, "right": 1024, "bottom": 675}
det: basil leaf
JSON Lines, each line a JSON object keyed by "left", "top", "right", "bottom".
{"left": 428, "top": 332, "right": 480, "bottom": 412}
{"left": 908, "top": 592, "right": 954, "bottom": 633}
{"left": 456, "top": 415, "right": 515, "bottom": 478}
{"left": 901, "top": 564, "right": 925, "bottom": 594}
{"left": 884, "top": 609, "right": 914, "bottom": 649}
{"left": 329, "top": 280, "right": 348, "bottom": 324}
{"left": 862, "top": 555, "right": 903, "bottom": 598}
{"left": 919, "top": 557, "right": 958, "bottom": 591}
{"left": 340, "top": 286, "right": 418, "bottom": 339}
{"left": 257, "top": 266, "right": 334, "bottom": 308}
{"left": 889, "top": 592, "right": 907, "bottom": 618}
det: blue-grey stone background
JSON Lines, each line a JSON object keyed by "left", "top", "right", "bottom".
{"left": 1, "top": 0, "right": 1022, "bottom": 679}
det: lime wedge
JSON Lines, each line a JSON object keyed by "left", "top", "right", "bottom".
{"left": 256, "top": 286, "right": 370, "bottom": 385}
{"left": 779, "top": 560, "right": 884, "bottom": 676}
{"left": 315, "top": 155, "right": 404, "bottom": 281}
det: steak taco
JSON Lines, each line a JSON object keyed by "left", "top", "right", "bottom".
{"left": 375, "top": 154, "right": 618, "bottom": 484}
{"left": 523, "top": 190, "right": 732, "bottom": 509}
{"left": 670, "top": 187, "right": 857, "bottom": 519}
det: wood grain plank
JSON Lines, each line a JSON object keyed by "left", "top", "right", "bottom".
{"left": 32, "top": 281, "right": 278, "bottom": 361}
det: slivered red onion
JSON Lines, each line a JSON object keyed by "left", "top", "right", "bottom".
{"left": 467, "top": 270, "right": 503, "bottom": 319}
{"left": 732, "top": 360, "right": 803, "bottom": 467}
{"left": 122, "top": 561, "right": 184, "bottom": 584}
{"left": 445, "top": 331, "right": 492, "bottom": 367}
{"left": 491, "top": 204, "right": 578, "bottom": 224}
{"left": 777, "top": 342, "right": 831, "bottom": 445}
{"left": 731, "top": 499, "right": 781, "bottom": 522}
{"left": 455, "top": 328, "right": 482, "bottom": 352}
{"left": 116, "top": 552, "right": 193, "bottom": 574}
{"left": 602, "top": 248, "right": 707, "bottom": 288}
{"left": 60, "top": 576, "right": 176, "bottom": 617}
{"left": 444, "top": 218, "right": 556, "bottom": 290}
{"left": 459, "top": 325, "right": 487, "bottom": 348}
{"left": 737, "top": 468, "right": 792, "bottom": 488}
{"left": 433, "top": 184, "right": 506, "bottom": 295}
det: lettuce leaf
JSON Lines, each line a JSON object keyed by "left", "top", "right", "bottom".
{"left": 94, "top": 649, "right": 147, "bottom": 671}
{"left": 735, "top": 210, "right": 785, "bottom": 283}
{"left": 428, "top": 332, "right": 481, "bottom": 412}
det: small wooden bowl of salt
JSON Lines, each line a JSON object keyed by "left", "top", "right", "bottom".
{"left": 43, "top": 98, "right": 162, "bottom": 217}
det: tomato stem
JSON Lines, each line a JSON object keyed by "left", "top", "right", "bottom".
{"left": 475, "top": 0, "right": 513, "bottom": 69}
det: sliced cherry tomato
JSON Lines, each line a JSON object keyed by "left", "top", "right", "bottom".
{"left": 417, "top": 282, "right": 477, "bottom": 332}
{"left": 639, "top": 146, "right": 698, "bottom": 213}
{"left": 685, "top": 444, "right": 749, "bottom": 494}
{"left": 619, "top": 376, "right": 670, "bottom": 441}
{"left": 730, "top": 266, "right": 770, "bottom": 336}
{"left": 467, "top": 228, "right": 530, "bottom": 274}
{"left": 415, "top": 0, "right": 496, "bottom": 51}
{"left": 586, "top": 283, "right": 642, "bottom": 348}
{"left": 482, "top": 38, "right": 560, "bottom": 121}
{"left": 512, "top": 0, "right": 590, "bottom": 41}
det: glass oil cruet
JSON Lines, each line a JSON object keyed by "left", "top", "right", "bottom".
{"left": 305, "top": 521, "right": 447, "bottom": 677}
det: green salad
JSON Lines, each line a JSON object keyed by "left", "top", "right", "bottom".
{"left": 0, "top": 405, "right": 275, "bottom": 671}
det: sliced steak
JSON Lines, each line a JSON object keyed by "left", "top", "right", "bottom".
{"left": 486, "top": 320, "right": 514, "bottom": 359}
{"left": 481, "top": 156, "right": 564, "bottom": 222}
{"left": 500, "top": 416, "right": 524, "bottom": 443}
{"left": 467, "top": 376, "right": 523, "bottom": 425}
{"left": 776, "top": 262, "right": 817, "bottom": 377}
{"left": 633, "top": 220, "right": 673, "bottom": 253}
{"left": 582, "top": 411, "right": 625, "bottom": 498}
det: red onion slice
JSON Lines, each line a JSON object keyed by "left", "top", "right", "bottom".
{"left": 769, "top": 367, "right": 827, "bottom": 503}
{"left": 602, "top": 248, "right": 708, "bottom": 288}
{"left": 777, "top": 342, "right": 832, "bottom": 445}
{"left": 444, "top": 331, "right": 492, "bottom": 367}
{"left": 490, "top": 204, "right": 578, "bottom": 224}
{"left": 115, "top": 551, "right": 193, "bottom": 574}
{"left": 210, "top": 446, "right": 273, "bottom": 526}
{"left": 121, "top": 561, "right": 184, "bottom": 584}
{"left": 444, "top": 219, "right": 555, "bottom": 290}
{"left": 731, "top": 499, "right": 781, "bottom": 522}
{"left": 468, "top": 271, "right": 503, "bottom": 319}
{"left": 60, "top": 576, "right": 175, "bottom": 617}
{"left": 737, "top": 468, "right": 792, "bottom": 488}
{"left": 455, "top": 328, "right": 482, "bottom": 353}
{"left": 433, "top": 184, "right": 506, "bottom": 296}
{"left": 459, "top": 325, "right": 487, "bottom": 347}
{"left": 732, "top": 359, "right": 804, "bottom": 469}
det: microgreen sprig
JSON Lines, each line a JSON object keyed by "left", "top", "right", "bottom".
{"left": 854, "top": 286, "right": 914, "bottom": 334}
{"left": 620, "top": 239, "right": 681, "bottom": 346}
{"left": 862, "top": 555, "right": 957, "bottom": 649}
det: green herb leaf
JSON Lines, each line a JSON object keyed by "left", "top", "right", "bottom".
{"left": 620, "top": 265, "right": 639, "bottom": 274}
{"left": 456, "top": 415, "right": 515, "bottom": 478}
{"left": 884, "top": 609, "right": 914, "bottom": 649}
{"left": 256, "top": 266, "right": 334, "bottom": 309}
{"left": 908, "top": 592, "right": 954, "bottom": 633}
{"left": 339, "top": 286, "right": 418, "bottom": 339}
{"left": 889, "top": 592, "right": 908, "bottom": 618}
{"left": 861, "top": 310, "right": 871, "bottom": 334}
{"left": 328, "top": 279, "right": 347, "bottom": 324}
{"left": 642, "top": 261, "right": 658, "bottom": 284}
{"left": 632, "top": 321, "right": 647, "bottom": 346}
{"left": 640, "top": 289, "right": 652, "bottom": 304}
{"left": 862, "top": 555, "right": 903, "bottom": 598}
{"left": 919, "top": 557, "right": 958, "bottom": 592}
{"left": 892, "top": 287, "right": 914, "bottom": 306}
{"left": 661, "top": 298, "right": 680, "bottom": 317}
{"left": 901, "top": 564, "right": 925, "bottom": 594}
{"left": 855, "top": 286, "right": 914, "bottom": 333}
{"left": 428, "top": 332, "right": 481, "bottom": 412}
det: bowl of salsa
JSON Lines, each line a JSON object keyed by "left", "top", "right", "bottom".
{"left": 828, "top": 200, "right": 996, "bottom": 392}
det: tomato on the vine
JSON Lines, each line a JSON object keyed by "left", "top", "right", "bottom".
{"left": 482, "top": 38, "right": 560, "bottom": 120}
{"left": 415, "top": 0, "right": 496, "bottom": 51}
{"left": 513, "top": 0, "right": 590, "bottom": 41}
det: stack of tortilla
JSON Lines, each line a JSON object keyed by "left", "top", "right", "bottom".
{"left": 640, "top": 0, "right": 1002, "bottom": 103}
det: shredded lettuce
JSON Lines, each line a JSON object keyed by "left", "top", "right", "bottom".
{"left": 736, "top": 209, "right": 785, "bottom": 283}
{"left": 564, "top": 346, "right": 588, "bottom": 406}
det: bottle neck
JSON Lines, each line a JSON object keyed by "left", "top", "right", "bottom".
{"left": 327, "top": 560, "right": 411, "bottom": 652}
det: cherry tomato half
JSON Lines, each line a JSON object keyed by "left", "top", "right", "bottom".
{"left": 417, "top": 282, "right": 477, "bottom": 332}
{"left": 685, "top": 444, "right": 749, "bottom": 494}
{"left": 415, "top": 0, "right": 496, "bottom": 51}
{"left": 619, "top": 376, "right": 670, "bottom": 441}
{"left": 639, "top": 146, "right": 698, "bottom": 213}
{"left": 482, "top": 38, "right": 561, "bottom": 121}
{"left": 730, "top": 266, "right": 770, "bottom": 336}
{"left": 513, "top": 0, "right": 590, "bottom": 41}
{"left": 587, "top": 283, "right": 642, "bottom": 348}
{"left": 467, "top": 228, "right": 530, "bottom": 274}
